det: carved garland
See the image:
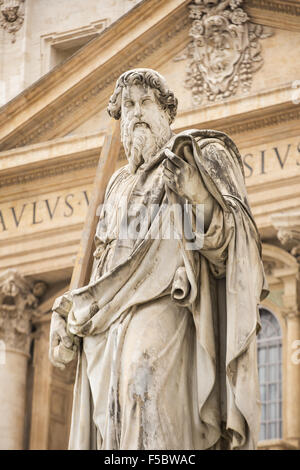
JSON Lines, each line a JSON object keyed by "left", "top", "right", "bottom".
{"left": 174, "top": 0, "right": 273, "bottom": 105}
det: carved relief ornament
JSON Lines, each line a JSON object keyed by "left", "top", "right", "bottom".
{"left": 175, "top": 0, "right": 273, "bottom": 104}
{"left": 0, "top": 0, "right": 25, "bottom": 42}
{"left": 0, "top": 270, "right": 46, "bottom": 354}
{"left": 272, "top": 210, "right": 300, "bottom": 263}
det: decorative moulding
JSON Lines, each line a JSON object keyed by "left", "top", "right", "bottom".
{"left": 222, "top": 105, "right": 300, "bottom": 136}
{"left": 246, "top": 0, "right": 300, "bottom": 33}
{"left": 248, "top": 0, "right": 300, "bottom": 17}
{"left": 0, "top": 155, "right": 98, "bottom": 188}
{"left": 10, "top": 12, "right": 189, "bottom": 150}
{"left": 0, "top": 0, "right": 297, "bottom": 150}
{"left": 262, "top": 243, "right": 299, "bottom": 290}
{"left": 1, "top": 101, "right": 300, "bottom": 190}
{"left": 40, "top": 19, "right": 109, "bottom": 75}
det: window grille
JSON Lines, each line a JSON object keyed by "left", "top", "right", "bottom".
{"left": 257, "top": 308, "right": 282, "bottom": 440}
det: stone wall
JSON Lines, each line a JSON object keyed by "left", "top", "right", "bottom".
{"left": 0, "top": 0, "right": 142, "bottom": 105}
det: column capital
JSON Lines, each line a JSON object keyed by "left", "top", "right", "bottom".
{"left": 281, "top": 307, "right": 300, "bottom": 319}
{"left": 0, "top": 269, "right": 47, "bottom": 355}
{"left": 272, "top": 210, "right": 300, "bottom": 264}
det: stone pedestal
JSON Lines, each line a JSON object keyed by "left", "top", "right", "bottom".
{"left": 0, "top": 269, "right": 41, "bottom": 450}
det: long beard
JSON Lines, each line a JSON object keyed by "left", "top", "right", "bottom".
{"left": 121, "top": 116, "right": 171, "bottom": 173}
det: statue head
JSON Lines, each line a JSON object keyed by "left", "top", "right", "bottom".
{"left": 108, "top": 69, "right": 178, "bottom": 173}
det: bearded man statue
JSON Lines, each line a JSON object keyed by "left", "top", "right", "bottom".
{"left": 49, "top": 68, "right": 268, "bottom": 450}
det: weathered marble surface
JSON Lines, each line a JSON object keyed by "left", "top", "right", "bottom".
{"left": 49, "top": 69, "right": 267, "bottom": 450}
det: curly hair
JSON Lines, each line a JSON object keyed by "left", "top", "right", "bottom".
{"left": 107, "top": 68, "right": 178, "bottom": 124}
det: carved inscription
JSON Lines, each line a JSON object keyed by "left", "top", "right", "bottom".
{"left": 241, "top": 139, "right": 300, "bottom": 179}
{"left": 0, "top": 140, "right": 299, "bottom": 236}
{"left": 0, "top": 189, "right": 90, "bottom": 234}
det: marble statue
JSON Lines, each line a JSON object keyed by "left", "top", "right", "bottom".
{"left": 49, "top": 68, "right": 268, "bottom": 450}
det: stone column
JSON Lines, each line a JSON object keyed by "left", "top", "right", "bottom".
{"left": 0, "top": 269, "right": 42, "bottom": 450}
{"left": 272, "top": 211, "right": 300, "bottom": 448}
{"left": 284, "top": 310, "right": 300, "bottom": 448}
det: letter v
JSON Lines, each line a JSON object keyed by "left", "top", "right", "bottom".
{"left": 10, "top": 204, "right": 27, "bottom": 227}
{"left": 45, "top": 196, "right": 61, "bottom": 219}
{"left": 273, "top": 144, "right": 291, "bottom": 169}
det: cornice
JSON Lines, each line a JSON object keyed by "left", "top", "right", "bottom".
{"left": 0, "top": 131, "right": 103, "bottom": 170}
{"left": 246, "top": 0, "right": 300, "bottom": 31}
{"left": 248, "top": 0, "right": 300, "bottom": 17}
{"left": 0, "top": 0, "right": 298, "bottom": 150}
{"left": 247, "top": 171, "right": 300, "bottom": 193}
{"left": 0, "top": 132, "right": 103, "bottom": 188}
{"left": 0, "top": 0, "right": 190, "bottom": 151}
{"left": 13, "top": 17, "right": 189, "bottom": 150}
{"left": 0, "top": 154, "right": 98, "bottom": 188}
{"left": 177, "top": 100, "right": 300, "bottom": 137}
{"left": 1, "top": 101, "right": 300, "bottom": 189}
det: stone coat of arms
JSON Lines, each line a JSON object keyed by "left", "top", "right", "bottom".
{"left": 175, "top": 0, "right": 273, "bottom": 104}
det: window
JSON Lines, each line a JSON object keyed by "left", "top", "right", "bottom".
{"left": 40, "top": 19, "right": 108, "bottom": 75}
{"left": 257, "top": 308, "right": 282, "bottom": 440}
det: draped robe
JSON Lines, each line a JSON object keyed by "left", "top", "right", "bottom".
{"left": 66, "top": 130, "right": 268, "bottom": 450}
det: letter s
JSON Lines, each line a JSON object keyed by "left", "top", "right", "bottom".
{"left": 243, "top": 154, "right": 253, "bottom": 178}
{"left": 64, "top": 193, "right": 74, "bottom": 217}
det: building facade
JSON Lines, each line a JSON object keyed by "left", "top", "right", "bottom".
{"left": 0, "top": 0, "right": 299, "bottom": 450}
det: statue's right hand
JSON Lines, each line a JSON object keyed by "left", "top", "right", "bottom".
{"left": 49, "top": 311, "right": 78, "bottom": 370}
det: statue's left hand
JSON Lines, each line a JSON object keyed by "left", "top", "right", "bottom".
{"left": 162, "top": 148, "right": 208, "bottom": 204}
{"left": 49, "top": 311, "right": 79, "bottom": 369}
{"left": 163, "top": 148, "right": 215, "bottom": 230}
{"left": 49, "top": 294, "right": 79, "bottom": 370}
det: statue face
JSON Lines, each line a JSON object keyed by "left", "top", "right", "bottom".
{"left": 121, "top": 84, "right": 169, "bottom": 137}
{"left": 121, "top": 84, "right": 171, "bottom": 172}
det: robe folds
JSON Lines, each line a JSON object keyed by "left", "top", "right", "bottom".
{"left": 66, "top": 129, "right": 268, "bottom": 450}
